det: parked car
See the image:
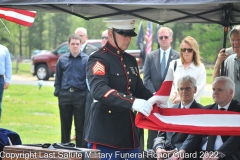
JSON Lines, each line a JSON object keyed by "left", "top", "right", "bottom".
{"left": 31, "top": 40, "right": 142, "bottom": 80}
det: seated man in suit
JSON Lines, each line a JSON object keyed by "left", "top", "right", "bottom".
{"left": 172, "top": 76, "right": 240, "bottom": 160}
{"left": 153, "top": 75, "right": 203, "bottom": 160}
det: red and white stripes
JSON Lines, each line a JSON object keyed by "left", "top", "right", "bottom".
{"left": 0, "top": 7, "right": 36, "bottom": 26}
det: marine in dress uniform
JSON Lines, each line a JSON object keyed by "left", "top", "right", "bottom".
{"left": 85, "top": 19, "right": 153, "bottom": 160}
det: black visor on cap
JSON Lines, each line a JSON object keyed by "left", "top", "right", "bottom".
{"left": 113, "top": 28, "right": 137, "bottom": 37}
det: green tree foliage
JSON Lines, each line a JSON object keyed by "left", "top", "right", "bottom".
{"left": 0, "top": 12, "right": 232, "bottom": 63}
{"left": 180, "top": 23, "right": 230, "bottom": 64}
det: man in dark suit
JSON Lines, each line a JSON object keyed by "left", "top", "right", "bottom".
{"left": 152, "top": 75, "right": 203, "bottom": 160}
{"left": 75, "top": 27, "right": 98, "bottom": 55}
{"left": 144, "top": 26, "right": 180, "bottom": 149}
{"left": 173, "top": 76, "right": 240, "bottom": 160}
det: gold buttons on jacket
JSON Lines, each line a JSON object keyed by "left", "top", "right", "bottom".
{"left": 130, "top": 97, "right": 133, "bottom": 100}
{"left": 121, "top": 58, "right": 123, "bottom": 61}
{"left": 128, "top": 87, "right": 131, "bottom": 90}
{"left": 127, "top": 72, "right": 129, "bottom": 74}
{"left": 108, "top": 110, "right": 111, "bottom": 113}
{"left": 123, "top": 94, "right": 126, "bottom": 97}
{"left": 124, "top": 65, "right": 126, "bottom": 67}
{"left": 129, "top": 79, "right": 131, "bottom": 82}
{"left": 117, "top": 51, "right": 120, "bottom": 54}
{"left": 117, "top": 73, "right": 119, "bottom": 76}
{"left": 103, "top": 48, "right": 106, "bottom": 51}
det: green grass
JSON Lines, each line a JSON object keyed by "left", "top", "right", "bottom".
{"left": 206, "top": 68, "right": 214, "bottom": 84}
{"left": 12, "top": 61, "right": 32, "bottom": 76}
{"left": 1, "top": 84, "right": 60, "bottom": 144}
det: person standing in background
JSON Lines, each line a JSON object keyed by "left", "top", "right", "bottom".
{"left": 54, "top": 34, "right": 88, "bottom": 147}
{"left": 0, "top": 44, "right": 12, "bottom": 120}
{"left": 71, "top": 27, "right": 99, "bottom": 144}
{"left": 212, "top": 26, "right": 240, "bottom": 101}
{"left": 168, "top": 36, "right": 206, "bottom": 106}
{"left": 75, "top": 27, "right": 98, "bottom": 55}
{"left": 143, "top": 27, "right": 179, "bottom": 149}
{"left": 101, "top": 30, "right": 108, "bottom": 47}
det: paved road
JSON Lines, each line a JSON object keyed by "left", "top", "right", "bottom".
{"left": 10, "top": 75, "right": 212, "bottom": 97}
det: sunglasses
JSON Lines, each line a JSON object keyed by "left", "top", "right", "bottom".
{"left": 181, "top": 48, "right": 193, "bottom": 53}
{"left": 159, "top": 36, "right": 169, "bottom": 40}
{"left": 101, "top": 36, "right": 108, "bottom": 40}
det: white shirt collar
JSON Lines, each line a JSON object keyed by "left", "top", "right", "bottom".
{"left": 160, "top": 47, "right": 171, "bottom": 55}
{"left": 80, "top": 41, "right": 88, "bottom": 51}
{"left": 218, "top": 101, "right": 231, "bottom": 110}
{"left": 181, "top": 100, "right": 194, "bottom": 109}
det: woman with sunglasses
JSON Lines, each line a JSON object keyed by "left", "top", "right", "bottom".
{"left": 168, "top": 36, "right": 206, "bottom": 106}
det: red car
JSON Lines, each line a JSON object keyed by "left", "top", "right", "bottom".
{"left": 31, "top": 40, "right": 142, "bottom": 80}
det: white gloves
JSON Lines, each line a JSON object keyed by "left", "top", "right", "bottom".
{"left": 132, "top": 98, "right": 153, "bottom": 116}
{"left": 148, "top": 96, "right": 168, "bottom": 108}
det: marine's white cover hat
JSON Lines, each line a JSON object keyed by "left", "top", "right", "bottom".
{"left": 104, "top": 18, "right": 137, "bottom": 37}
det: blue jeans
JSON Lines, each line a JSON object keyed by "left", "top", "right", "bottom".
{"left": 0, "top": 77, "right": 4, "bottom": 119}
{"left": 88, "top": 143, "right": 140, "bottom": 160}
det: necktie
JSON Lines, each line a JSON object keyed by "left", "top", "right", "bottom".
{"left": 206, "top": 136, "right": 216, "bottom": 151}
{"left": 161, "top": 52, "right": 166, "bottom": 78}
{"left": 206, "top": 108, "right": 226, "bottom": 151}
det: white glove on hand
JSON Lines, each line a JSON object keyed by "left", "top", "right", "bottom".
{"left": 148, "top": 96, "right": 169, "bottom": 108}
{"left": 132, "top": 98, "right": 153, "bottom": 116}
{"left": 147, "top": 95, "right": 162, "bottom": 105}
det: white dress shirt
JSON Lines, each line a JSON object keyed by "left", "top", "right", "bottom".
{"left": 160, "top": 47, "right": 171, "bottom": 64}
{"left": 201, "top": 102, "right": 230, "bottom": 150}
{"left": 168, "top": 59, "right": 206, "bottom": 103}
{"left": 180, "top": 100, "right": 194, "bottom": 109}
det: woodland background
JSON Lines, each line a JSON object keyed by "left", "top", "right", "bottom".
{"left": 0, "top": 12, "right": 231, "bottom": 64}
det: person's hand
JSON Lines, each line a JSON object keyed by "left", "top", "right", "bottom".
{"left": 4, "top": 82, "right": 9, "bottom": 89}
{"left": 215, "top": 48, "right": 228, "bottom": 66}
{"left": 170, "top": 150, "right": 185, "bottom": 160}
{"left": 156, "top": 148, "right": 166, "bottom": 160}
{"left": 147, "top": 95, "right": 168, "bottom": 107}
{"left": 132, "top": 99, "right": 153, "bottom": 116}
{"left": 172, "top": 94, "right": 181, "bottom": 104}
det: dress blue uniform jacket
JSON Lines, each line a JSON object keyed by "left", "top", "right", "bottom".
{"left": 0, "top": 128, "right": 22, "bottom": 154}
{"left": 85, "top": 42, "right": 152, "bottom": 149}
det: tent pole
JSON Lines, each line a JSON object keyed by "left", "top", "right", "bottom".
{"left": 220, "top": 3, "right": 232, "bottom": 76}
{"left": 221, "top": 26, "right": 228, "bottom": 76}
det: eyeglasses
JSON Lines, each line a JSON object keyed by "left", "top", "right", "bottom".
{"left": 177, "top": 87, "right": 193, "bottom": 92}
{"left": 78, "top": 35, "right": 85, "bottom": 37}
{"left": 101, "top": 36, "right": 108, "bottom": 40}
{"left": 181, "top": 48, "right": 193, "bottom": 53}
{"left": 159, "top": 36, "right": 169, "bottom": 40}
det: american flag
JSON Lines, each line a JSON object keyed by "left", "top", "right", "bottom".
{"left": 145, "top": 21, "right": 152, "bottom": 54}
{"left": 0, "top": 7, "right": 36, "bottom": 26}
{"left": 136, "top": 68, "right": 240, "bottom": 136}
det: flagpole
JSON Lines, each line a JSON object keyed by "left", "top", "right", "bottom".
{"left": 0, "top": 18, "right": 10, "bottom": 33}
